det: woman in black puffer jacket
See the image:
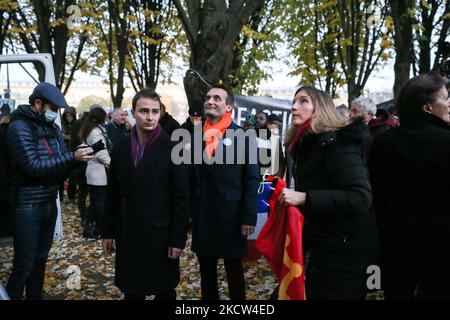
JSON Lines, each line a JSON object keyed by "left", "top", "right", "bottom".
{"left": 278, "top": 86, "right": 379, "bottom": 300}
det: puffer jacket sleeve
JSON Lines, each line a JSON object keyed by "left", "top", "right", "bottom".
{"left": 6, "top": 119, "right": 75, "bottom": 178}
{"left": 305, "top": 143, "right": 372, "bottom": 218}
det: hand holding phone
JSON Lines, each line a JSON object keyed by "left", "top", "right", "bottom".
{"left": 75, "top": 143, "right": 90, "bottom": 151}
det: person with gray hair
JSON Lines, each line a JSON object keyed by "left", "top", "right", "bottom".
{"left": 105, "top": 107, "right": 127, "bottom": 149}
{"left": 350, "top": 97, "right": 377, "bottom": 124}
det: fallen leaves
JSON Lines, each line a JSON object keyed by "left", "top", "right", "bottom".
{"left": 0, "top": 198, "right": 278, "bottom": 300}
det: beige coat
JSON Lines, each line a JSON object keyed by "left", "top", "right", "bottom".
{"left": 85, "top": 126, "right": 110, "bottom": 186}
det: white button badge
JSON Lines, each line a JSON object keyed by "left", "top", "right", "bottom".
{"left": 223, "top": 138, "right": 232, "bottom": 147}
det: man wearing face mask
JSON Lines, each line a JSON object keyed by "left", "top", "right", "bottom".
{"left": 5, "top": 82, "right": 93, "bottom": 300}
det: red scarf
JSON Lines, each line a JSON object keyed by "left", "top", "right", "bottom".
{"left": 289, "top": 118, "right": 312, "bottom": 159}
{"left": 203, "top": 112, "right": 232, "bottom": 160}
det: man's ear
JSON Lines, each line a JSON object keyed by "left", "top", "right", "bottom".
{"left": 226, "top": 104, "right": 233, "bottom": 113}
{"left": 422, "top": 103, "right": 433, "bottom": 114}
{"left": 33, "top": 99, "right": 43, "bottom": 112}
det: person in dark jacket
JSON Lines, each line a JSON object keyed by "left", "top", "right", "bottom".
{"left": 59, "top": 106, "right": 77, "bottom": 200}
{"left": 159, "top": 102, "right": 180, "bottom": 136}
{"left": 5, "top": 82, "right": 93, "bottom": 300}
{"left": 70, "top": 110, "right": 90, "bottom": 224}
{"left": 369, "top": 72, "right": 450, "bottom": 299}
{"left": 61, "top": 106, "right": 76, "bottom": 148}
{"left": 104, "top": 107, "right": 127, "bottom": 149}
{"left": 102, "top": 88, "right": 190, "bottom": 300}
{"left": 368, "top": 108, "right": 397, "bottom": 140}
{"left": 190, "top": 84, "right": 259, "bottom": 300}
{"left": 278, "top": 86, "right": 378, "bottom": 300}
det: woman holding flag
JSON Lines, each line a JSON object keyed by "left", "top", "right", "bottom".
{"left": 277, "top": 86, "right": 379, "bottom": 299}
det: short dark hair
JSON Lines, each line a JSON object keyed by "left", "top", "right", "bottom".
{"left": 208, "top": 83, "right": 234, "bottom": 106}
{"left": 132, "top": 87, "right": 161, "bottom": 110}
{"left": 396, "top": 72, "right": 446, "bottom": 121}
{"left": 29, "top": 94, "right": 49, "bottom": 106}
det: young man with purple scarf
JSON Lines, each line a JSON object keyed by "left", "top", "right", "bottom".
{"left": 102, "top": 88, "right": 190, "bottom": 300}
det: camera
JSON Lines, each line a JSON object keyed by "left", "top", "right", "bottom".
{"left": 90, "top": 140, "right": 106, "bottom": 154}
{"left": 76, "top": 140, "right": 105, "bottom": 154}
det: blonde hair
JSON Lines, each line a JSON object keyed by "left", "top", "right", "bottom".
{"left": 294, "top": 86, "right": 348, "bottom": 133}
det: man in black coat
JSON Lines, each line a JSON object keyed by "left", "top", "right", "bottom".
{"left": 102, "top": 88, "right": 190, "bottom": 300}
{"left": 190, "top": 84, "right": 259, "bottom": 300}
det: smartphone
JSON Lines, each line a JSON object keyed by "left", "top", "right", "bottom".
{"left": 91, "top": 140, "right": 106, "bottom": 154}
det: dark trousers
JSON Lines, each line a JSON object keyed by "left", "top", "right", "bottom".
{"left": 77, "top": 183, "right": 88, "bottom": 222}
{"left": 198, "top": 257, "right": 246, "bottom": 300}
{"left": 124, "top": 289, "right": 176, "bottom": 300}
{"left": 87, "top": 185, "right": 106, "bottom": 228}
{"left": 67, "top": 177, "right": 77, "bottom": 199}
{"left": 6, "top": 201, "right": 57, "bottom": 300}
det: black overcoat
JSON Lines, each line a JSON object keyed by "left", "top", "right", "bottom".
{"left": 103, "top": 130, "right": 190, "bottom": 295}
{"left": 191, "top": 122, "right": 260, "bottom": 259}
{"left": 369, "top": 113, "right": 450, "bottom": 298}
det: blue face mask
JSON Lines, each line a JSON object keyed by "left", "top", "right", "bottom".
{"left": 44, "top": 109, "right": 58, "bottom": 123}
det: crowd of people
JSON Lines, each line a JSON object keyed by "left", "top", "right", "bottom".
{"left": 0, "top": 71, "right": 449, "bottom": 300}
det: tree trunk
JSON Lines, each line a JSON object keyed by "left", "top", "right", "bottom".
{"left": 347, "top": 82, "right": 363, "bottom": 108}
{"left": 432, "top": 2, "right": 450, "bottom": 71}
{"left": 174, "top": 0, "right": 263, "bottom": 110}
{"left": 391, "top": 0, "right": 414, "bottom": 98}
